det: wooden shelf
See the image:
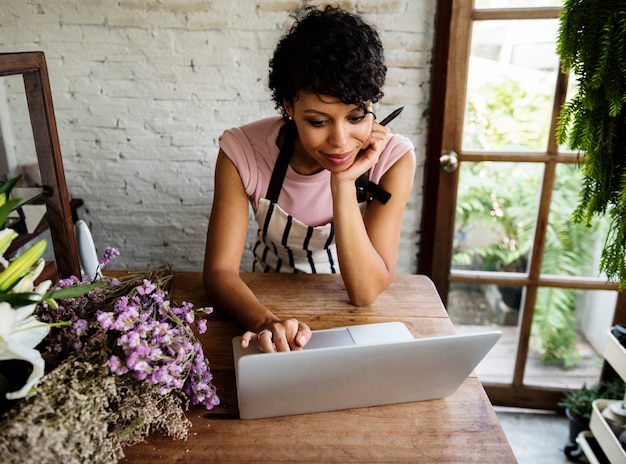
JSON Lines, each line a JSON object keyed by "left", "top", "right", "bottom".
{"left": 605, "top": 329, "right": 626, "bottom": 380}
{"left": 589, "top": 399, "right": 626, "bottom": 463}
{"left": 577, "top": 431, "right": 610, "bottom": 464}
{"left": 581, "top": 328, "right": 626, "bottom": 463}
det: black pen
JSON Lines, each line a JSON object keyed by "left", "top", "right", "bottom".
{"left": 378, "top": 106, "right": 404, "bottom": 126}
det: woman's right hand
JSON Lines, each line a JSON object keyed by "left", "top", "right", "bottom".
{"left": 240, "top": 318, "right": 311, "bottom": 353}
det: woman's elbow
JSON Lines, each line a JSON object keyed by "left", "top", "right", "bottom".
{"left": 347, "top": 291, "right": 378, "bottom": 306}
{"left": 345, "top": 280, "right": 391, "bottom": 306}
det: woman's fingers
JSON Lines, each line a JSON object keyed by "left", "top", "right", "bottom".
{"left": 241, "top": 319, "right": 312, "bottom": 352}
{"left": 294, "top": 320, "right": 312, "bottom": 349}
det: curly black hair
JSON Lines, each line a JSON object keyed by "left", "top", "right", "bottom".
{"left": 268, "top": 5, "right": 386, "bottom": 120}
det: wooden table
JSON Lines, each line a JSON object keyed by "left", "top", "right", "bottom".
{"left": 122, "top": 272, "right": 515, "bottom": 463}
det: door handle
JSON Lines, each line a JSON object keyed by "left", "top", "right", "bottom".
{"left": 439, "top": 150, "right": 459, "bottom": 173}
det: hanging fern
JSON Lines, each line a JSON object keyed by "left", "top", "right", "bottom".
{"left": 557, "top": 0, "right": 626, "bottom": 289}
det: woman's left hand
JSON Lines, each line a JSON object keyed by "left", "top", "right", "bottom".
{"left": 335, "top": 119, "right": 391, "bottom": 183}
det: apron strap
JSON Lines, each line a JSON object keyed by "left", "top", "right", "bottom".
{"left": 266, "top": 122, "right": 297, "bottom": 203}
{"left": 266, "top": 122, "right": 392, "bottom": 205}
{"left": 355, "top": 174, "right": 392, "bottom": 205}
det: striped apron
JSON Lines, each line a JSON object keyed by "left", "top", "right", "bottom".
{"left": 252, "top": 124, "right": 338, "bottom": 273}
{"left": 251, "top": 123, "right": 391, "bottom": 274}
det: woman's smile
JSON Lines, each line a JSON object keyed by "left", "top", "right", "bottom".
{"left": 321, "top": 150, "right": 355, "bottom": 165}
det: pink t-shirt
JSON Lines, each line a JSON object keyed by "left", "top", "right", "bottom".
{"left": 219, "top": 116, "right": 414, "bottom": 227}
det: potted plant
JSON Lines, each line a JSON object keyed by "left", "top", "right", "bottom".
{"left": 556, "top": 0, "right": 626, "bottom": 289}
{"left": 559, "top": 379, "right": 625, "bottom": 459}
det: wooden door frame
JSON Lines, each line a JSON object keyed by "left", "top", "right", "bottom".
{"left": 420, "top": 0, "right": 471, "bottom": 308}
{"left": 418, "top": 1, "right": 626, "bottom": 410}
{"left": 418, "top": 0, "right": 453, "bottom": 298}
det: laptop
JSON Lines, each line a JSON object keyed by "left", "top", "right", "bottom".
{"left": 232, "top": 322, "right": 501, "bottom": 420}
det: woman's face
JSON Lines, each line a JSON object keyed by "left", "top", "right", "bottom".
{"left": 285, "top": 93, "right": 374, "bottom": 173}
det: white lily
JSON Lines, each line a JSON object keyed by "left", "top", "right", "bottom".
{"left": 0, "top": 261, "right": 53, "bottom": 400}
{"left": 0, "top": 301, "right": 49, "bottom": 399}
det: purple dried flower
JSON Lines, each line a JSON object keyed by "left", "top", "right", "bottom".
{"left": 97, "top": 313, "right": 115, "bottom": 330}
{"left": 91, "top": 275, "right": 220, "bottom": 410}
{"left": 136, "top": 279, "right": 156, "bottom": 296}
{"left": 73, "top": 319, "right": 88, "bottom": 336}
{"left": 99, "top": 247, "right": 120, "bottom": 267}
{"left": 34, "top": 248, "right": 219, "bottom": 411}
{"left": 109, "top": 355, "right": 128, "bottom": 375}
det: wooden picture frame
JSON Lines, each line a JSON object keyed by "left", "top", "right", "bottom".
{"left": 0, "top": 51, "right": 80, "bottom": 278}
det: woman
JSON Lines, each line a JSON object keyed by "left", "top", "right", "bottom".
{"left": 203, "top": 5, "right": 415, "bottom": 353}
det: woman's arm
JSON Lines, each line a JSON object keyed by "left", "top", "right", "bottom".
{"left": 332, "top": 149, "right": 415, "bottom": 306}
{"left": 203, "top": 150, "right": 310, "bottom": 351}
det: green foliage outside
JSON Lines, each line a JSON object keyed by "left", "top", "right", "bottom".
{"left": 454, "top": 162, "right": 539, "bottom": 272}
{"left": 463, "top": 78, "right": 551, "bottom": 152}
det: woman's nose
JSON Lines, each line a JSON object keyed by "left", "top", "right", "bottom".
{"left": 327, "top": 123, "right": 348, "bottom": 148}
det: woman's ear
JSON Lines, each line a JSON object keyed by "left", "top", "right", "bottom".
{"left": 283, "top": 100, "right": 294, "bottom": 120}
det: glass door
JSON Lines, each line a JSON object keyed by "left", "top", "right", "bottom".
{"left": 422, "top": 0, "right": 626, "bottom": 409}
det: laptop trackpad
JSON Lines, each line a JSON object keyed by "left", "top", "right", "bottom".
{"left": 348, "top": 321, "right": 414, "bottom": 345}
{"left": 305, "top": 328, "right": 355, "bottom": 349}
{"left": 303, "top": 322, "right": 414, "bottom": 350}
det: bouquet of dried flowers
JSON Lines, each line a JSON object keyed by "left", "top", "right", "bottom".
{"left": 0, "top": 178, "right": 218, "bottom": 463}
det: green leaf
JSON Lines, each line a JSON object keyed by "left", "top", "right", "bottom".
{"left": 0, "top": 175, "right": 23, "bottom": 196}
{"left": 0, "top": 175, "right": 25, "bottom": 229}
{"left": 44, "top": 281, "right": 104, "bottom": 300}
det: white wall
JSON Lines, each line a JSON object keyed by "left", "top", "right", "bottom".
{"left": 0, "top": 0, "right": 435, "bottom": 273}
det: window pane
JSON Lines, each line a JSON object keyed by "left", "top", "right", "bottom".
{"left": 543, "top": 164, "right": 612, "bottom": 278}
{"left": 463, "top": 19, "right": 560, "bottom": 151}
{"left": 524, "top": 288, "right": 613, "bottom": 389}
{"left": 453, "top": 161, "right": 541, "bottom": 272}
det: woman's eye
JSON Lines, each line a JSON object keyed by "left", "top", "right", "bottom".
{"left": 349, "top": 115, "right": 367, "bottom": 123}
{"left": 305, "top": 114, "right": 367, "bottom": 127}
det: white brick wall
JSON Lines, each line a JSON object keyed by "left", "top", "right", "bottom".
{"left": 0, "top": 0, "right": 434, "bottom": 273}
